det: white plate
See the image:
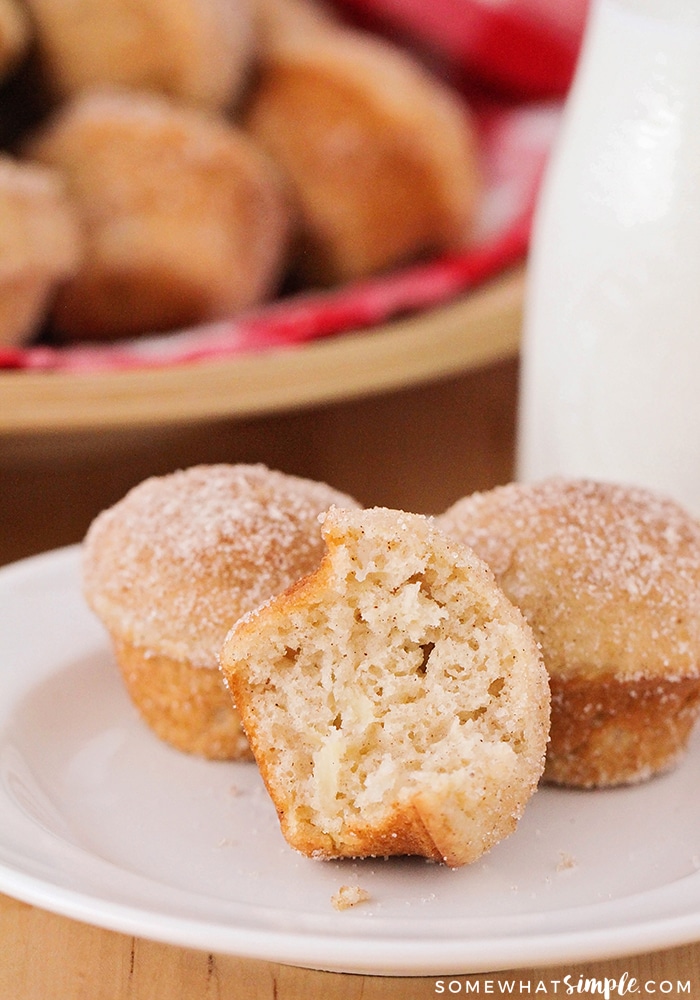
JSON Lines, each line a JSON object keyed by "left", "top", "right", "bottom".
{"left": 1, "top": 546, "right": 700, "bottom": 977}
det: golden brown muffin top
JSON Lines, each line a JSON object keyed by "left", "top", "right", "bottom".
{"left": 439, "top": 478, "right": 700, "bottom": 681}
{"left": 82, "top": 463, "right": 359, "bottom": 666}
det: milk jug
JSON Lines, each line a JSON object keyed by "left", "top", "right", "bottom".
{"left": 517, "top": 0, "right": 700, "bottom": 514}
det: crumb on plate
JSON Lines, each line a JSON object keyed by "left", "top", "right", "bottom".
{"left": 331, "top": 885, "right": 371, "bottom": 910}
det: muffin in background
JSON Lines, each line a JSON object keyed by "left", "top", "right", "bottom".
{"left": 23, "top": 0, "right": 256, "bottom": 110}
{"left": 245, "top": 20, "right": 481, "bottom": 285}
{"left": 27, "top": 89, "right": 291, "bottom": 341}
{"left": 0, "top": 154, "right": 81, "bottom": 347}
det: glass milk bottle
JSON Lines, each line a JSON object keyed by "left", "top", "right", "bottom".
{"left": 517, "top": 0, "right": 700, "bottom": 514}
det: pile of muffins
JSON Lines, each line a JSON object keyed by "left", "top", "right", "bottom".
{"left": 0, "top": 0, "right": 482, "bottom": 347}
{"left": 83, "top": 464, "right": 700, "bottom": 868}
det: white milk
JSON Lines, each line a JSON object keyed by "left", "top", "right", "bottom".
{"left": 517, "top": 0, "right": 700, "bottom": 513}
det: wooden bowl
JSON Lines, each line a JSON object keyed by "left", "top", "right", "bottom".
{"left": 0, "top": 266, "right": 523, "bottom": 434}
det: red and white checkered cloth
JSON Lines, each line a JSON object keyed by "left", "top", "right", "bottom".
{"left": 0, "top": 1, "right": 587, "bottom": 373}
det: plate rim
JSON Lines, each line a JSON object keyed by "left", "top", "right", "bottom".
{"left": 1, "top": 859, "right": 700, "bottom": 977}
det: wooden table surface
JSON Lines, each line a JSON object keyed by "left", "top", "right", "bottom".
{"left": 2, "top": 357, "right": 699, "bottom": 999}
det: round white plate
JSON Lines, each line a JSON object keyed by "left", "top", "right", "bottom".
{"left": 1, "top": 546, "right": 700, "bottom": 976}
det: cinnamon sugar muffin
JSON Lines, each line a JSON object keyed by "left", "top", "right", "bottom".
{"left": 439, "top": 479, "right": 700, "bottom": 788}
{"left": 244, "top": 23, "right": 481, "bottom": 285}
{"left": 82, "top": 464, "right": 359, "bottom": 760}
{"left": 24, "top": 0, "right": 255, "bottom": 110}
{"left": 254, "top": 0, "right": 337, "bottom": 52}
{"left": 27, "top": 89, "right": 290, "bottom": 341}
{"left": 0, "top": 155, "right": 81, "bottom": 346}
{"left": 220, "top": 506, "right": 549, "bottom": 866}
{"left": 0, "top": 0, "right": 30, "bottom": 82}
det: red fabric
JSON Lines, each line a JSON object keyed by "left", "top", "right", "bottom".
{"left": 336, "top": 0, "right": 590, "bottom": 99}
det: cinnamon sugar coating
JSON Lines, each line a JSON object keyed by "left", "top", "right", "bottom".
{"left": 83, "top": 463, "right": 359, "bottom": 759}
{"left": 439, "top": 478, "right": 700, "bottom": 786}
{"left": 83, "top": 463, "right": 358, "bottom": 665}
{"left": 0, "top": 0, "right": 30, "bottom": 82}
{"left": 244, "top": 24, "right": 481, "bottom": 285}
{"left": 0, "top": 155, "right": 82, "bottom": 346}
{"left": 24, "top": 0, "right": 255, "bottom": 110}
{"left": 27, "top": 89, "right": 291, "bottom": 341}
{"left": 112, "top": 639, "right": 250, "bottom": 761}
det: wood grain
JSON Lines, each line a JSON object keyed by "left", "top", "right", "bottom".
{"left": 0, "top": 358, "right": 520, "bottom": 565}
{"left": 2, "top": 896, "right": 699, "bottom": 1000}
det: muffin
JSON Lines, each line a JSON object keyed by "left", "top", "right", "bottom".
{"left": 439, "top": 478, "right": 700, "bottom": 788}
{"left": 220, "top": 506, "right": 549, "bottom": 866}
{"left": 0, "top": 154, "right": 81, "bottom": 346}
{"left": 23, "top": 0, "right": 255, "bottom": 110}
{"left": 0, "top": 0, "right": 30, "bottom": 82}
{"left": 82, "top": 464, "right": 359, "bottom": 759}
{"left": 27, "top": 88, "right": 290, "bottom": 341}
{"left": 254, "top": 0, "right": 337, "bottom": 52}
{"left": 244, "top": 21, "right": 481, "bottom": 285}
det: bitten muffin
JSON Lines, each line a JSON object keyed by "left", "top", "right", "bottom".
{"left": 439, "top": 478, "right": 700, "bottom": 788}
{"left": 27, "top": 88, "right": 290, "bottom": 341}
{"left": 220, "top": 506, "right": 549, "bottom": 866}
{"left": 0, "top": 154, "right": 81, "bottom": 346}
{"left": 244, "top": 21, "right": 481, "bottom": 285}
{"left": 82, "top": 464, "right": 359, "bottom": 760}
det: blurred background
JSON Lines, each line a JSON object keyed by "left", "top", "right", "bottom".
{"left": 0, "top": 0, "right": 590, "bottom": 565}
